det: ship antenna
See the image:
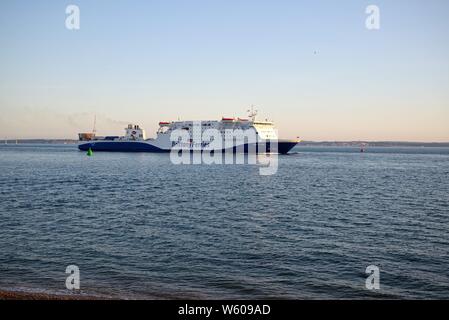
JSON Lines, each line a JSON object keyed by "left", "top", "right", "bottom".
{"left": 93, "top": 114, "right": 97, "bottom": 134}
{"left": 247, "top": 105, "right": 258, "bottom": 121}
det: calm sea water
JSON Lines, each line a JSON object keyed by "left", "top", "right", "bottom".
{"left": 0, "top": 144, "right": 448, "bottom": 299}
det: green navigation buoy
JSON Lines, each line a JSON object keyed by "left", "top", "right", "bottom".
{"left": 87, "top": 148, "right": 93, "bottom": 156}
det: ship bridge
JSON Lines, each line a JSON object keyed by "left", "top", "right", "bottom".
{"left": 125, "top": 124, "right": 146, "bottom": 140}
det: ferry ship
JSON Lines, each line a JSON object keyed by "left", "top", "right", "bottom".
{"left": 78, "top": 111, "right": 299, "bottom": 154}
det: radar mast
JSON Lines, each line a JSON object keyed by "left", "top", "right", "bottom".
{"left": 247, "top": 105, "right": 258, "bottom": 121}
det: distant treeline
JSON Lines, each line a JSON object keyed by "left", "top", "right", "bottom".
{"left": 299, "top": 141, "right": 449, "bottom": 147}
{"left": 4, "top": 139, "right": 78, "bottom": 144}
{"left": 3, "top": 139, "right": 449, "bottom": 148}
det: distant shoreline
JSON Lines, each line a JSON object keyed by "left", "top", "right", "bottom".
{"left": 2, "top": 139, "right": 449, "bottom": 148}
{"left": 299, "top": 141, "right": 449, "bottom": 148}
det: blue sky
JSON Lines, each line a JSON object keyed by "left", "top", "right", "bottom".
{"left": 0, "top": 0, "right": 448, "bottom": 141}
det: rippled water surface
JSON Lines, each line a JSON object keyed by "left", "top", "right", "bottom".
{"left": 0, "top": 144, "right": 448, "bottom": 299}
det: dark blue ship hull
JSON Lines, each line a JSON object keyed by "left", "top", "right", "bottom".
{"left": 79, "top": 141, "right": 166, "bottom": 152}
{"left": 79, "top": 140, "right": 297, "bottom": 154}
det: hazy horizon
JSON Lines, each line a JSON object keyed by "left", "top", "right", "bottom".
{"left": 1, "top": 0, "right": 448, "bottom": 142}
